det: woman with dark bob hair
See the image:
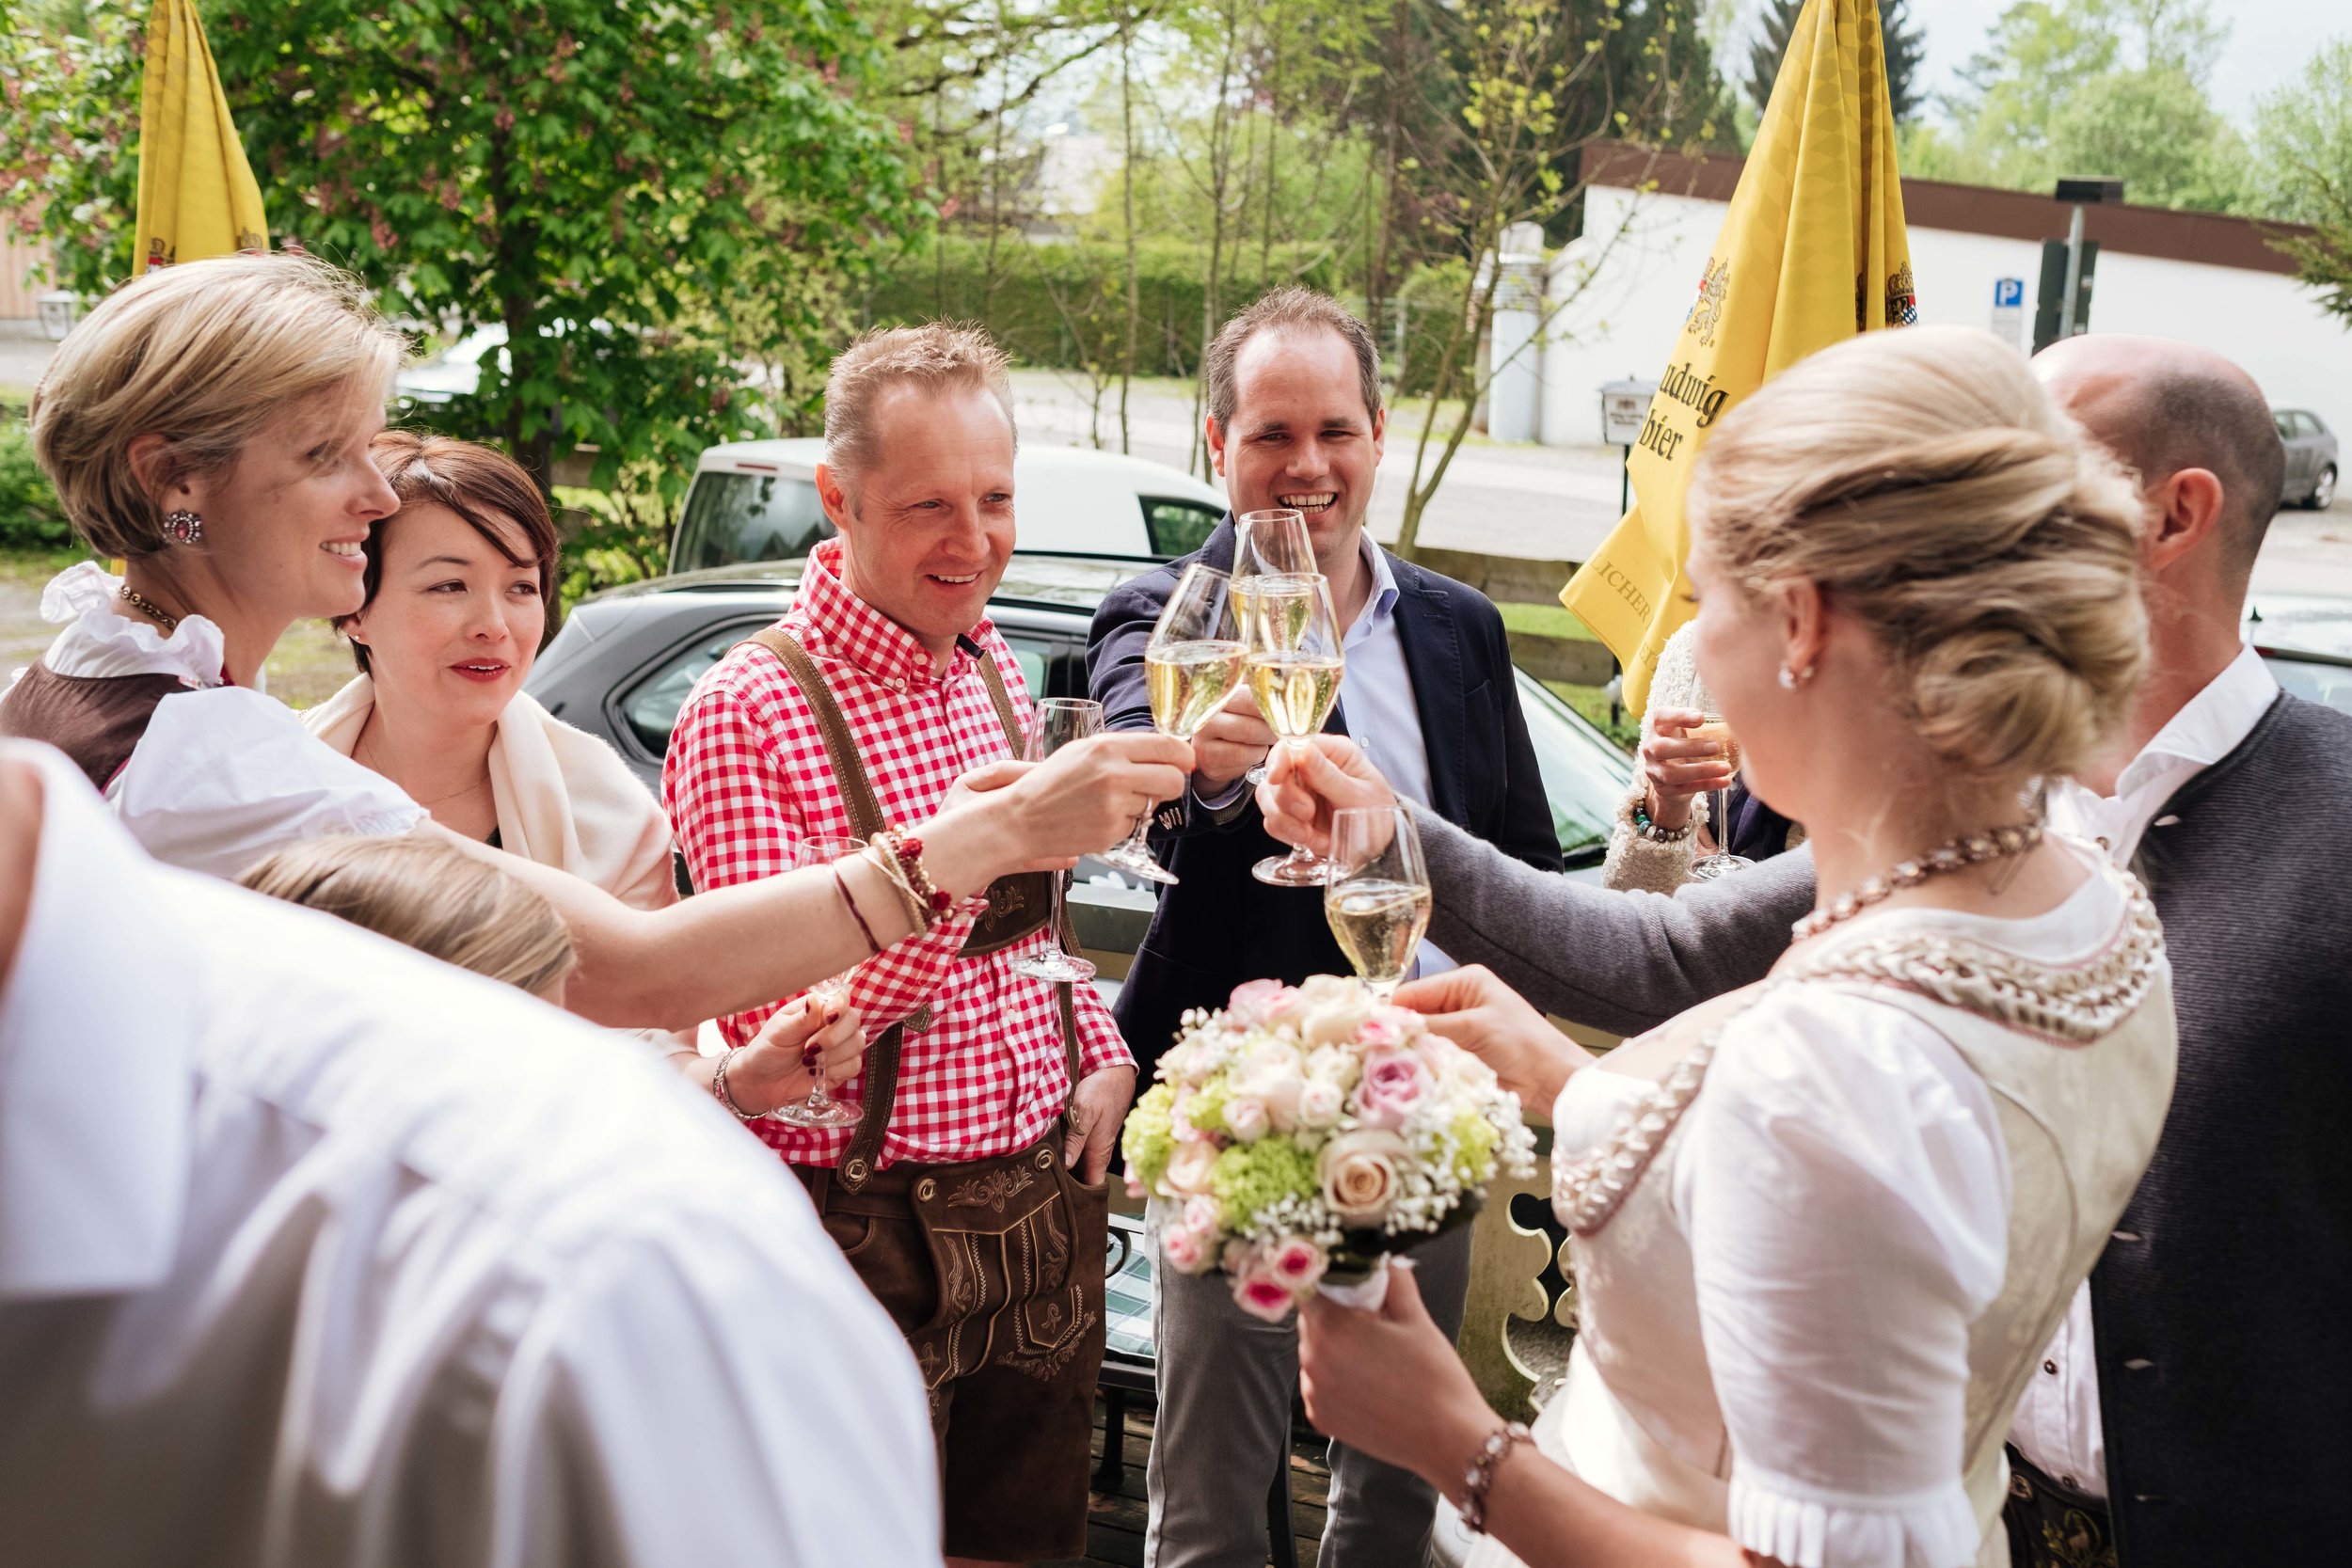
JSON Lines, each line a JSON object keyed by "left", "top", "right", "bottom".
{"left": 304, "top": 432, "right": 675, "bottom": 911}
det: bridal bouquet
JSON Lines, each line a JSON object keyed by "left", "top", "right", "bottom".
{"left": 1121, "top": 974, "right": 1535, "bottom": 1322}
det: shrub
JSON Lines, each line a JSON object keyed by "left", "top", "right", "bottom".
{"left": 0, "top": 421, "right": 75, "bottom": 553}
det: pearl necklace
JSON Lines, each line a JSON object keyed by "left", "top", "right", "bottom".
{"left": 1557, "top": 824, "right": 2161, "bottom": 1240}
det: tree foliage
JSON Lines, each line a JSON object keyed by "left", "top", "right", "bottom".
{"left": 1746, "top": 0, "right": 1923, "bottom": 125}
{"left": 2249, "top": 35, "right": 2352, "bottom": 326}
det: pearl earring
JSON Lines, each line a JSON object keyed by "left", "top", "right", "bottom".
{"left": 1778, "top": 663, "right": 1814, "bottom": 689}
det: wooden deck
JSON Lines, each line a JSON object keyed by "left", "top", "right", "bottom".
{"left": 1049, "top": 1396, "right": 1332, "bottom": 1568}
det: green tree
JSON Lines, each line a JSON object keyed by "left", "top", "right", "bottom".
{"left": 2249, "top": 35, "right": 2352, "bottom": 323}
{"left": 1747, "top": 0, "right": 1924, "bottom": 124}
{"left": 2, "top": 1, "right": 920, "bottom": 508}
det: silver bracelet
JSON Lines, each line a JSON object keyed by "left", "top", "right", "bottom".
{"left": 711, "top": 1046, "right": 759, "bottom": 1121}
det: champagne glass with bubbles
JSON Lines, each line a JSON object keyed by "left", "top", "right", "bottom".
{"left": 1248, "top": 572, "right": 1344, "bottom": 886}
{"left": 1098, "top": 562, "right": 1244, "bottom": 887}
{"left": 775, "top": 835, "right": 866, "bottom": 1129}
{"left": 1685, "top": 711, "right": 1755, "bottom": 881}
{"left": 1324, "top": 805, "right": 1431, "bottom": 1004}
{"left": 1233, "top": 508, "right": 1317, "bottom": 787}
{"left": 1011, "top": 698, "right": 1104, "bottom": 983}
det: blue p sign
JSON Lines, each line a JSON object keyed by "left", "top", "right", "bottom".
{"left": 1994, "top": 277, "right": 2026, "bottom": 309}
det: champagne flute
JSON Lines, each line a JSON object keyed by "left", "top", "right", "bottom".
{"left": 1324, "top": 805, "right": 1431, "bottom": 1004}
{"left": 774, "top": 835, "right": 866, "bottom": 1129}
{"left": 1098, "top": 562, "right": 1245, "bottom": 887}
{"left": 1233, "top": 509, "right": 1317, "bottom": 788}
{"left": 1685, "top": 711, "right": 1755, "bottom": 881}
{"left": 1248, "top": 573, "right": 1345, "bottom": 886}
{"left": 1011, "top": 698, "right": 1104, "bottom": 984}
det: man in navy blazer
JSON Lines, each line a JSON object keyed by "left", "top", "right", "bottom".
{"left": 1086, "top": 288, "right": 1559, "bottom": 1568}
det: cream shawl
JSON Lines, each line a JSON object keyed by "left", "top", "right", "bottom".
{"left": 303, "top": 675, "right": 676, "bottom": 911}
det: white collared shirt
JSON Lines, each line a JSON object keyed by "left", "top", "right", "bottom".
{"left": 2010, "top": 643, "right": 2279, "bottom": 1499}
{"left": 0, "top": 743, "right": 941, "bottom": 1567}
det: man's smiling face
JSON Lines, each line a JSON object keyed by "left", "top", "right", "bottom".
{"left": 1207, "top": 325, "right": 1385, "bottom": 561}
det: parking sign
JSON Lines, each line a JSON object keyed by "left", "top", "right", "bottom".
{"left": 1994, "top": 277, "right": 2026, "bottom": 309}
{"left": 1991, "top": 277, "right": 2026, "bottom": 350}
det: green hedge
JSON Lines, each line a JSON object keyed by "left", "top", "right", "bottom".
{"left": 858, "top": 236, "right": 1465, "bottom": 392}
{"left": 0, "top": 421, "right": 73, "bottom": 553}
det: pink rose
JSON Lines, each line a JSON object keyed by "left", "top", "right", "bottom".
{"left": 1224, "top": 1095, "right": 1270, "bottom": 1143}
{"left": 1165, "top": 1139, "right": 1220, "bottom": 1196}
{"left": 1358, "top": 1014, "right": 1407, "bottom": 1052}
{"left": 1232, "top": 1266, "right": 1299, "bottom": 1323}
{"left": 1161, "top": 1224, "right": 1216, "bottom": 1275}
{"left": 1297, "top": 1079, "right": 1344, "bottom": 1130}
{"left": 1353, "top": 1049, "right": 1435, "bottom": 1130}
{"left": 1318, "top": 1129, "right": 1410, "bottom": 1226}
{"left": 1227, "top": 978, "right": 1295, "bottom": 1027}
{"left": 1183, "top": 1196, "right": 1223, "bottom": 1235}
{"left": 1267, "top": 1235, "right": 1327, "bottom": 1291}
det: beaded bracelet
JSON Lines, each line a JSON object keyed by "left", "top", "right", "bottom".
{"left": 1629, "top": 800, "right": 1696, "bottom": 845}
{"left": 875, "top": 827, "right": 953, "bottom": 914}
{"left": 1457, "top": 1419, "right": 1532, "bottom": 1535}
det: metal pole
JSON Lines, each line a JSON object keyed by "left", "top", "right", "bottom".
{"left": 1619, "top": 447, "right": 1630, "bottom": 515}
{"left": 2059, "top": 203, "right": 2087, "bottom": 339}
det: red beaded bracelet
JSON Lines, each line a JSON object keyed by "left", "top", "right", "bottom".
{"left": 879, "top": 827, "right": 953, "bottom": 913}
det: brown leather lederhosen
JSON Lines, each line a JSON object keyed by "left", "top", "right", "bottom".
{"left": 740, "top": 628, "right": 1108, "bottom": 1496}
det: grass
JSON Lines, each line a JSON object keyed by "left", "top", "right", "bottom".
{"left": 1496, "top": 600, "right": 1600, "bottom": 642}
{"left": 1545, "top": 677, "right": 1640, "bottom": 751}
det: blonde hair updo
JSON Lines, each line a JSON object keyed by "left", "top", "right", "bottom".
{"left": 1687, "top": 325, "right": 2148, "bottom": 784}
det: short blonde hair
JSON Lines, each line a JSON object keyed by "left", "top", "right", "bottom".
{"left": 240, "top": 835, "right": 576, "bottom": 1000}
{"left": 821, "top": 322, "right": 1016, "bottom": 497}
{"left": 1689, "top": 325, "right": 2147, "bottom": 783}
{"left": 29, "top": 253, "right": 404, "bottom": 559}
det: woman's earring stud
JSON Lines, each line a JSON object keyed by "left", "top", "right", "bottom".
{"left": 163, "top": 510, "right": 205, "bottom": 546}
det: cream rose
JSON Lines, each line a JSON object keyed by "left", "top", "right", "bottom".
{"left": 1165, "top": 1138, "right": 1220, "bottom": 1196}
{"left": 1317, "top": 1129, "right": 1409, "bottom": 1227}
{"left": 1223, "top": 1095, "right": 1270, "bottom": 1143}
{"left": 1305, "top": 1043, "right": 1362, "bottom": 1091}
{"left": 1299, "top": 992, "right": 1375, "bottom": 1049}
{"left": 1297, "top": 1079, "right": 1345, "bottom": 1130}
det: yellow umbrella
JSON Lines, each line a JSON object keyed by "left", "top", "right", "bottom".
{"left": 1560, "top": 0, "right": 1914, "bottom": 716}
{"left": 135, "top": 0, "right": 268, "bottom": 274}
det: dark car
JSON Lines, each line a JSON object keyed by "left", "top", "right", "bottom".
{"left": 526, "top": 556, "right": 1635, "bottom": 961}
{"left": 2274, "top": 409, "right": 2339, "bottom": 511}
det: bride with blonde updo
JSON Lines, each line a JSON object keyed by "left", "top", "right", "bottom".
{"left": 1264, "top": 325, "right": 2180, "bottom": 1568}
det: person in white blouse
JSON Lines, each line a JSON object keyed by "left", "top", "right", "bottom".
{"left": 6, "top": 252, "right": 1193, "bottom": 1046}
{"left": 0, "top": 738, "right": 945, "bottom": 1566}
{"left": 1261, "top": 325, "right": 2180, "bottom": 1568}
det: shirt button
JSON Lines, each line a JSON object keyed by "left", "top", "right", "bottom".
{"left": 2061, "top": 1476, "right": 2078, "bottom": 1490}
{"left": 2043, "top": 1360, "right": 2058, "bottom": 1375}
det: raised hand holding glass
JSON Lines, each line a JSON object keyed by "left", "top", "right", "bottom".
{"left": 1097, "top": 562, "right": 1243, "bottom": 887}
{"left": 1011, "top": 698, "right": 1104, "bottom": 983}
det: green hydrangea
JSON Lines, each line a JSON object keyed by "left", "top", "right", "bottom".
{"left": 1210, "top": 1138, "right": 1319, "bottom": 1231}
{"left": 1184, "top": 1078, "right": 1233, "bottom": 1138}
{"left": 1451, "top": 1110, "right": 1500, "bottom": 1185}
{"left": 1122, "top": 1083, "right": 1177, "bottom": 1187}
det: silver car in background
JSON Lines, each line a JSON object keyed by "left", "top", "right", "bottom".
{"left": 2275, "top": 408, "right": 2339, "bottom": 511}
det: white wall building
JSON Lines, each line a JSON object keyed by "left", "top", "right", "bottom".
{"left": 1526, "top": 143, "right": 2352, "bottom": 449}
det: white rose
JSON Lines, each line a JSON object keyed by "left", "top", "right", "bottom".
{"left": 1306, "top": 1043, "right": 1363, "bottom": 1091}
{"left": 1297, "top": 1079, "right": 1345, "bottom": 1130}
{"left": 1300, "top": 994, "right": 1375, "bottom": 1050}
{"left": 1224, "top": 1095, "right": 1270, "bottom": 1143}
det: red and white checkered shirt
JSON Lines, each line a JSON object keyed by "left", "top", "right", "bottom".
{"left": 662, "top": 540, "right": 1131, "bottom": 1168}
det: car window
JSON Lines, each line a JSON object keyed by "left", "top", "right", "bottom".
{"left": 2263, "top": 654, "right": 2352, "bottom": 719}
{"left": 2277, "top": 413, "right": 2298, "bottom": 439}
{"left": 1510, "top": 669, "right": 1632, "bottom": 865}
{"left": 2290, "top": 411, "right": 2321, "bottom": 437}
{"left": 1000, "top": 633, "right": 1056, "bottom": 700}
{"left": 673, "top": 471, "right": 833, "bottom": 572}
{"left": 618, "top": 621, "right": 771, "bottom": 758}
{"left": 1141, "top": 498, "right": 1224, "bottom": 559}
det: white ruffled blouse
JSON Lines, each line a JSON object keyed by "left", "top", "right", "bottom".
{"left": 1539, "top": 863, "right": 2129, "bottom": 1568}
{"left": 34, "top": 559, "right": 230, "bottom": 689}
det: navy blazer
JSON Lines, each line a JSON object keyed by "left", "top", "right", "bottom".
{"left": 1086, "top": 519, "right": 1562, "bottom": 1072}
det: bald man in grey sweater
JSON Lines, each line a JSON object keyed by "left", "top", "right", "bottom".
{"left": 1263, "top": 334, "right": 2352, "bottom": 1568}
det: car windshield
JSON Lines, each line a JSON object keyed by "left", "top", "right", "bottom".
{"left": 673, "top": 471, "right": 832, "bottom": 572}
{"left": 2263, "top": 654, "right": 2352, "bottom": 718}
{"left": 1510, "top": 671, "right": 1630, "bottom": 865}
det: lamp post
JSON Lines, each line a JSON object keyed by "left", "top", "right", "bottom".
{"left": 2054, "top": 177, "right": 2124, "bottom": 341}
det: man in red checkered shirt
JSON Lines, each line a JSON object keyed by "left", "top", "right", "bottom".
{"left": 664, "top": 324, "right": 1171, "bottom": 1568}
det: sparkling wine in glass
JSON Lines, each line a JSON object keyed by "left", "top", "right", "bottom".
{"left": 1098, "top": 562, "right": 1243, "bottom": 887}
{"left": 1324, "top": 805, "right": 1431, "bottom": 1004}
{"left": 1686, "top": 711, "right": 1755, "bottom": 882}
{"left": 773, "top": 835, "right": 866, "bottom": 1129}
{"left": 1248, "top": 573, "right": 1344, "bottom": 887}
{"left": 1234, "top": 510, "right": 1316, "bottom": 787}
{"left": 1011, "top": 698, "right": 1104, "bottom": 984}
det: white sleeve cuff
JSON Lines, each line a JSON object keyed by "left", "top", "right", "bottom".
{"left": 1726, "top": 1465, "right": 1981, "bottom": 1568}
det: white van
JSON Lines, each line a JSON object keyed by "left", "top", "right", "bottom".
{"left": 669, "top": 436, "right": 1229, "bottom": 571}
